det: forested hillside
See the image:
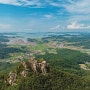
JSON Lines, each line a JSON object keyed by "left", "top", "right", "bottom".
{"left": 0, "top": 33, "right": 90, "bottom": 90}
{"left": 35, "top": 49, "right": 90, "bottom": 75}
{"left": 0, "top": 60, "right": 89, "bottom": 90}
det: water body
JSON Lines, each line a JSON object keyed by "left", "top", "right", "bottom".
{"left": 3, "top": 32, "right": 85, "bottom": 39}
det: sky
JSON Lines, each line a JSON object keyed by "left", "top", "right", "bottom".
{"left": 0, "top": 0, "right": 90, "bottom": 32}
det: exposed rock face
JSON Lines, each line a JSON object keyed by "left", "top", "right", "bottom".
{"left": 8, "top": 72, "right": 17, "bottom": 86}
{"left": 41, "top": 61, "right": 47, "bottom": 75}
{"left": 7, "top": 59, "right": 49, "bottom": 86}
{"left": 29, "top": 59, "right": 48, "bottom": 75}
{"left": 21, "top": 61, "right": 28, "bottom": 77}
{"left": 22, "top": 61, "right": 28, "bottom": 70}
{"left": 21, "top": 70, "right": 28, "bottom": 77}
{"left": 29, "top": 59, "right": 38, "bottom": 73}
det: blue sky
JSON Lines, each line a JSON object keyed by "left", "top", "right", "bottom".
{"left": 0, "top": 0, "right": 90, "bottom": 32}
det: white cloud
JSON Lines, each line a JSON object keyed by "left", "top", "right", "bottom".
{"left": 67, "top": 22, "right": 90, "bottom": 29}
{"left": 45, "top": 0, "right": 62, "bottom": 7}
{"left": 44, "top": 14, "right": 53, "bottom": 19}
{"left": 0, "top": 0, "right": 42, "bottom": 7}
{"left": 0, "top": 0, "right": 90, "bottom": 12}
{"left": 0, "top": 0, "right": 22, "bottom": 6}
{"left": 0, "top": 0, "right": 90, "bottom": 14}
{"left": 85, "top": 25, "right": 90, "bottom": 29}
{"left": 50, "top": 25, "right": 60, "bottom": 30}
{"left": 57, "top": 0, "right": 90, "bottom": 22}
{"left": 64, "top": 0, "right": 90, "bottom": 14}
{"left": 49, "top": 2, "right": 60, "bottom": 7}
{"left": 0, "top": 24, "right": 12, "bottom": 29}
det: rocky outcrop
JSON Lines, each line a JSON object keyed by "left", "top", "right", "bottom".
{"left": 41, "top": 61, "right": 47, "bottom": 75}
{"left": 29, "top": 59, "right": 38, "bottom": 73}
{"left": 21, "top": 70, "right": 28, "bottom": 77}
{"left": 22, "top": 61, "right": 28, "bottom": 70}
{"left": 7, "top": 72, "right": 17, "bottom": 86}
{"left": 7, "top": 59, "right": 49, "bottom": 86}
{"left": 21, "top": 61, "right": 28, "bottom": 77}
{"left": 29, "top": 58, "right": 49, "bottom": 75}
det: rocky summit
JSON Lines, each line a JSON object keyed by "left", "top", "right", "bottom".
{"left": 7, "top": 59, "right": 49, "bottom": 86}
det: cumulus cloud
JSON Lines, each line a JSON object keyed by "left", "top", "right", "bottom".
{"left": 67, "top": 22, "right": 90, "bottom": 29}
{"left": 0, "top": 24, "right": 12, "bottom": 29}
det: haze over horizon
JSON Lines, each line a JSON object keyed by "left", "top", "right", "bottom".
{"left": 0, "top": 0, "right": 90, "bottom": 32}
